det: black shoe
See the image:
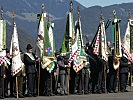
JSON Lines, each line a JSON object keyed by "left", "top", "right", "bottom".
{"left": 120, "top": 90, "right": 124, "bottom": 93}
{"left": 10, "top": 94, "right": 14, "bottom": 97}
{"left": 97, "top": 91, "right": 102, "bottom": 94}
{"left": 84, "top": 92, "right": 89, "bottom": 95}
{"left": 113, "top": 90, "right": 117, "bottom": 93}
{"left": 50, "top": 93, "right": 55, "bottom": 96}
{"left": 45, "top": 94, "right": 51, "bottom": 96}
{"left": 108, "top": 90, "right": 113, "bottom": 93}
{"left": 60, "top": 93, "right": 65, "bottom": 96}
{"left": 0, "top": 96, "right": 4, "bottom": 99}
{"left": 124, "top": 90, "right": 128, "bottom": 92}
{"left": 19, "top": 94, "right": 25, "bottom": 98}
{"left": 77, "top": 92, "right": 82, "bottom": 95}
{"left": 4, "top": 94, "right": 9, "bottom": 98}
{"left": 33, "top": 95, "right": 37, "bottom": 97}
{"left": 5, "top": 93, "right": 9, "bottom": 97}
{"left": 27, "top": 94, "right": 33, "bottom": 97}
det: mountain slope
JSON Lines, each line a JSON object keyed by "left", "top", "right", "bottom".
{"left": 55, "top": 2, "right": 133, "bottom": 48}
{"left": 6, "top": 24, "right": 35, "bottom": 52}
{"left": 1, "top": 1, "right": 133, "bottom": 50}
{"left": 0, "top": 0, "right": 85, "bottom": 37}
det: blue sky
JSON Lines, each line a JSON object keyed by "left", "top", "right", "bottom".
{"left": 75, "top": 0, "right": 133, "bottom": 7}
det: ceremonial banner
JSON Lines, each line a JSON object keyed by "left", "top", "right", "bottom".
{"left": 93, "top": 25, "right": 101, "bottom": 55}
{"left": 42, "top": 22, "right": 55, "bottom": 73}
{"left": 113, "top": 18, "right": 122, "bottom": 58}
{"left": 123, "top": 19, "right": 133, "bottom": 63}
{"left": 73, "top": 19, "right": 87, "bottom": 72}
{"left": 0, "top": 50, "right": 6, "bottom": 66}
{"left": 112, "top": 18, "right": 122, "bottom": 70}
{"left": 61, "top": 12, "right": 75, "bottom": 57}
{"left": 0, "top": 20, "right": 6, "bottom": 50}
{"left": 101, "top": 21, "right": 108, "bottom": 61}
{"left": 36, "top": 12, "right": 46, "bottom": 57}
{"left": 130, "top": 20, "right": 133, "bottom": 53}
{"left": 123, "top": 21, "right": 130, "bottom": 54}
{"left": 10, "top": 22, "right": 23, "bottom": 76}
{"left": 0, "top": 20, "right": 6, "bottom": 66}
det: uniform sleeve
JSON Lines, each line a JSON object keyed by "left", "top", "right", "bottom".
{"left": 24, "top": 54, "right": 36, "bottom": 65}
{"left": 57, "top": 61, "right": 65, "bottom": 68}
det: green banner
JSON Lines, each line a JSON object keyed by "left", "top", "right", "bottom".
{"left": 61, "top": 12, "right": 75, "bottom": 56}
{"left": 130, "top": 24, "right": 133, "bottom": 53}
{"left": 0, "top": 20, "right": 6, "bottom": 50}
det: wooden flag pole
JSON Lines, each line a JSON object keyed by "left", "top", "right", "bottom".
{"left": 68, "top": 67, "right": 70, "bottom": 95}
{"left": 104, "top": 63, "right": 107, "bottom": 93}
{"left": 50, "top": 72, "right": 53, "bottom": 94}
{"left": 38, "top": 61, "right": 40, "bottom": 96}
{"left": 117, "top": 67, "right": 120, "bottom": 95}
{"left": 1, "top": 6, "right": 4, "bottom": 98}
{"left": 130, "top": 64, "right": 132, "bottom": 91}
{"left": 16, "top": 76, "right": 19, "bottom": 99}
{"left": 82, "top": 68, "right": 84, "bottom": 95}
{"left": 2, "top": 64, "right": 5, "bottom": 97}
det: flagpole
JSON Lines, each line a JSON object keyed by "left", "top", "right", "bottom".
{"left": 104, "top": 63, "right": 107, "bottom": 93}
{"left": 37, "top": 2, "right": 45, "bottom": 96}
{"left": 38, "top": 61, "right": 40, "bottom": 96}
{"left": 82, "top": 68, "right": 84, "bottom": 95}
{"left": 117, "top": 67, "right": 120, "bottom": 94}
{"left": 12, "top": 11, "right": 19, "bottom": 98}
{"left": 16, "top": 76, "right": 19, "bottom": 98}
{"left": 100, "top": 11, "right": 107, "bottom": 93}
{"left": 128, "top": 9, "right": 132, "bottom": 91}
{"left": 50, "top": 72, "right": 53, "bottom": 95}
{"left": 2, "top": 64, "right": 5, "bottom": 97}
{"left": 67, "top": 66, "right": 70, "bottom": 95}
{"left": 1, "top": 7, "right": 5, "bottom": 97}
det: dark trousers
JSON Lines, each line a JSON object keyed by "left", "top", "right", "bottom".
{"left": 108, "top": 72, "right": 117, "bottom": 92}
{"left": 84, "top": 69, "right": 89, "bottom": 93}
{"left": 4, "top": 77, "right": 9, "bottom": 95}
{"left": 74, "top": 74, "right": 79, "bottom": 93}
{"left": 23, "top": 76, "right": 26, "bottom": 95}
{"left": 15, "top": 76, "right": 23, "bottom": 95}
{"left": 10, "top": 76, "right": 15, "bottom": 96}
{"left": 97, "top": 70, "right": 103, "bottom": 92}
{"left": 45, "top": 72, "right": 51, "bottom": 95}
{"left": 120, "top": 73, "right": 128, "bottom": 91}
{"left": 78, "top": 69, "right": 89, "bottom": 94}
{"left": 0, "top": 77, "right": 2, "bottom": 96}
{"left": 91, "top": 71, "right": 98, "bottom": 93}
{"left": 27, "top": 73, "right": 37, "bottom": 95}
{"left": 60, "top": 73, "right": 68, "bottom": 94}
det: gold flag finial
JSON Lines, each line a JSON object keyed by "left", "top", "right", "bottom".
{"left": 100, "top": 9, "right": 104, "bottom": 21}
{"left": 70, "top": 0, "right": 73, "bottom": 12}
{"left": 128, "top": 9, "right": 132, "bottom": 19}
{"left": 1, "top": 6, "right": 4, "bottom": 20}
{"left": 77, "top": 6, "right": 80, "bottom": 22}
{"left": 12, "top": 12, "right": 16, "bottom": 19}
{"left": 113, "top": 9, "right": 116, "bottom": 18}
{"left": 42, "top": 2, "right": 45, "bottom": 13}
{"left": 48, "top": 13, "right": 51, "bottom": 22}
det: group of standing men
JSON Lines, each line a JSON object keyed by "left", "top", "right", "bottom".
{"left": 0, "top": 42, "right": 132, "bottom": 99}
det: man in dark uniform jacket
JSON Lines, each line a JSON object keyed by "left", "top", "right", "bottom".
{"left": 77, "top": 60, "right": 90, "bottom": 94}
{"left": 24, "top": 44, "right": 39, "bottom": 97}
{"left": 4, "top": 50, "right": 11, "bottom": 98}
{"left": 87, "top": 46, "right": 98, "bottom": 93}
{"left": 57, "top": 55, "right": 68, "bottom": 95}
{"left": 119, "top": 54, "right": 130, "bottom": 92}
{"left": 96, "top": 58, "right": 105, "bottom": 94}
{"left": 108, "top": 50, "right": 118, "bottom": 93}
{"left": 0, "top": 64, "right": 4, "bottom": 99}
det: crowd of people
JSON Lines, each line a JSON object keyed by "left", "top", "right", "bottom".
{"left": 0, "top": 42, "right": 132, "bottom": 99}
